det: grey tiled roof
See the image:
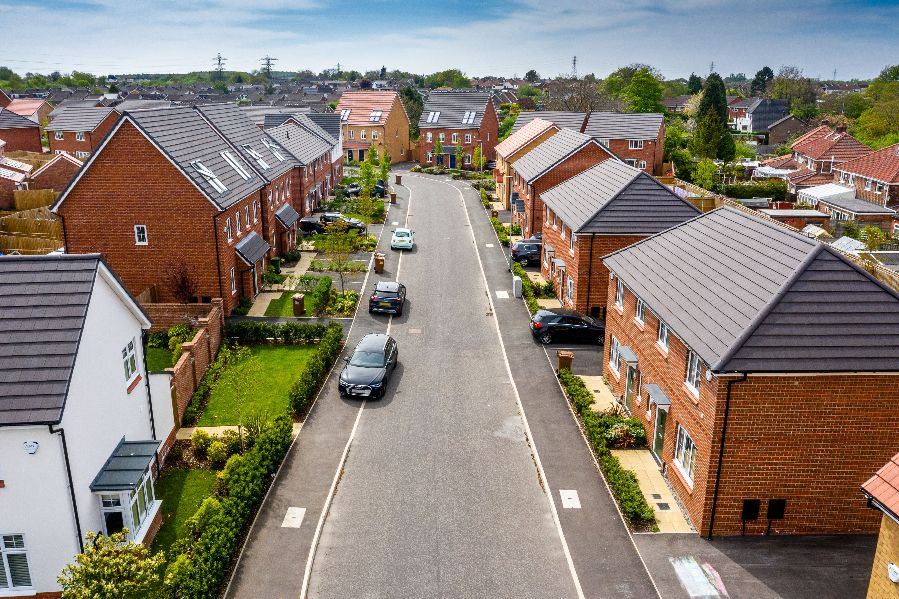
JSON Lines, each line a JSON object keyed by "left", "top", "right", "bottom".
{"left": 49, "top": 99, "right": 104, "bottom": 119}
{"left": 275, "top": 203, "right": 300, "bottom": 228}
{"left": 817, "top": 194, "right": 896, "bottom": 215}
{"left": 0, "top": 254, "right": 99, "bottom": 425}
{"left": 0, "top": 108, "right": 39, "bottom": 130}
{"left": 90, "top": 439, "right": 160, "bottom": 491}
{"left": 583, "top": 112, "right": 664, "bottom": 141}
{"left": 265, "top": 122, "right": 333, "bottom": 166}
{"left": 510, "top": 111, "right": 588, "bottom": 135}
{"left": 195, "top": 103, "right": 295, "bottom": 181}
{"left": 235, "top": 231, "right": 271, "bottom": 265}
{"left": 45, "top": 106, "right": 116, "bottom": 132}
{"left": 126, "top": 106, "right": 264, "bottom": 209}
{"left": 512, "top": 128, "right": 599, "bottom": 182}
{"left": 113, "top": 99, "right": 173, "bottom": 113}
{"left": 287, "top": 112, "right": 337, "bottom": 146}
{"left": 418, "top": 90, "right": 494, "bottom": 130}
{"left": 306, "top": 112, "right": 341, "bottom": 139}
{"left": 540, "top": 160, "right": 700, "bottom": 234}
{"left": 603, "top": 207, "right": 899, "bottom": 373}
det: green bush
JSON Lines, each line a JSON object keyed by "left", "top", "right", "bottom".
{"left": 326, "top": 290, "right": 360, "bottom": 316}
{"left": 231, "top": 297, "right": 253, "bottom": 316}
{"left": 512, "top": 262, "right": 541, "bottom": 314}
{"left": 307, "top": 276, "right": 332, "bottom": 316}
{"left": 558, "top": 369, "right": 656, "bottom": 529}
{"left": 288, "top": 322, "right": 343, "bottom": 416}
{"left": 220, "top": 429, "right": 243, "bottom": 455}
{"left": 191, "top": 429, "right": 214, "bottom": 458}
{"left": 510, "top": 224, "right": 521, "bottom": 236}
{"left": 722, "top": 179, "right": 788, "bottom": 201}
{"left": 490, "top": 216, "right": 510, "bottom": 247}
{"left": 207, "top": 441, "right": 229, "bottom": 468}
{"left": 147, "top": 331, "right": 169, "bottom": 348}
{"left": 480, "top": 188, "right": 490, "bottom": 209}
{"left": 296, "top": 274, "right": 321, "bottom": 292}
{"left": 224, "top": 321, "right": 328, "bottom": 345}
{"left": 168, "top": 324, "right": 196, "bottom": 362}
{"left": 410, "top": 165, "right": 422, "bottom": 172}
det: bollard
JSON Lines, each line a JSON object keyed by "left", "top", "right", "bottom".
{"left": 395, "top": 174, "right": 402, "bottom": 186}
{"left": 512, "top": 276, "right": 522, "bottom": 298}
{"left": 390, "top": 192, "right": 397, "bottom": 204}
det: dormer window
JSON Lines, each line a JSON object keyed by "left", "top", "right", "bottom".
{"left": 190, "top": 160, "right": 227, "bottom": 193}
{"left": 221, "top": 151, "right": 251, "bottom": 180}
{"left": 261, "top": 138, "right": 286, "bottom": 162}
{"left": 242, "top": 145, "right": 270, "bottom": 170}
{"left": 340, "top": 109, "right": 351, "bottom": 121}
{"left": 426, "top": 111, "right": 440, "bottom": 124}
{"left": 369, "top": 110, "right": 382, "bottom": 122}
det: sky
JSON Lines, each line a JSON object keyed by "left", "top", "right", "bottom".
{"left": 1, "top": 0, "right": 898, "bottom": 80}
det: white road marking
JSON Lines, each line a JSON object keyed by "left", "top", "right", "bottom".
{"left": 281, "top": 507, "right": 306, "bottom": 528}
{"left": 486, "top": 243, "right": 494, "bottom": 247}
{"left": 495, "top": 290, "right": 509, "bottom": 299}
{"left": 560, "top": 490, "right": 581, "bottom": 509}
{"left": 391, "top": 221, "right": 399, "bottom": 226}
{"left": 669, "top": 556, "right": 722, "bottom": 598}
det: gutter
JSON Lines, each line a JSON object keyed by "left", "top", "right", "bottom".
{"left": 212, "top": 213, "right": 224, "bottom": 301}
{"left": 49, "top": 424, "right": 84, "bottom": 553}
{"left": 141, "top": 329, "right": 156, "bottom": 440}
{"left": 707, "top": 371, "right": 748, "bottom": 540}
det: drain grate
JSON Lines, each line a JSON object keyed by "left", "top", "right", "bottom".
{"left": 656, "top": 503, "right": 670, "bottom": 511}
{"left": 652, "top": 493, "right": 662, "bottom": 499}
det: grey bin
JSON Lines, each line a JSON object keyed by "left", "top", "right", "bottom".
{"left": 512, "top": 276, "right": 522, "bottom": 298}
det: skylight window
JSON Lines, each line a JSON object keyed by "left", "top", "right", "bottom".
{"left": 462, "top": 111, "right": 476, "bottom": 124}
{"left": 261, "top": 138, "right": 285, "bottom": 162}
{"left": 369, "top": 110, "right": 382, "bottom": 122}
{"left": 190, "top": 160, "right": 227, "bottom": 193}
{"left": 221, "top": 151, "right": 251, "bottom": 180}
{"left": 426, "top": 111, "right": 440, "bottom": 124}
{"left": 340, "top": 109, "right": 351, "bottom": 121}
{"left": 241, "top": 145, "right": 270, "bottom": 170}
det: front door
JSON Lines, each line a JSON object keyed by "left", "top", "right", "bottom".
{"left": 624, "top": 365, "right": 637, "bottom": 412}
{"left": 359, "top": 150, "right": 365, "bottom": 162}
{"left": 652, "top": 408, "right": 667, "bottom": 464}
{"left": 450, "top": 153, "right": 457, "bottom": 169}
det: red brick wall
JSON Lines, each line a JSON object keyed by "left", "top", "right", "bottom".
{"left": 767, "top": 214, "right": 831, "bottom": 230}
{"left": 0, "top": 177, "right": 17, "bottom": 210}
{"left": 48, "top": 111, "right": 118, "bottom": 157}
{"left": 837, "top": 172, "right": 899, "bottom": 208}
{"left": 419, "top": 128, "right": 484, "bottom": 169}
{"left": 30, "top": 155, "right": 81, "bottom": 192}
{"left": 479, "top": 99, "right": 499, "bottom": 161}
{"left": 0, "top": 126, "right": 42, "bottom": 152}
{"left": 603, "top": 133, "right": 664, "bottom": 175}
{"left": 603, "top": 280, "right": 899, "bottom": 536}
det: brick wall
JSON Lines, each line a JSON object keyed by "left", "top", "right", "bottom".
{"left": 766, "top": 214, "right": 831, "bottom": 230}
{"left": 603, "top": 133, "right": 664, "bottom": 175}
{"left": 0, "top": 177, "right": 17, "bottom": 210}
{"left": 418, "top": 128, "right": 484, "bottom": 169}
{"left": 837, "top": 172, "right": 899, "bottom": 209}
{"left": 867, "top": 516, "right": 899, "bottom": 598}
{"left": 479, "top": 99, "right": 499, "bottom": 161}
{"left": 603, "top": 279, "right": 899, "bottom": 536}
{"left": 47, "top": 111, "right": 117, "bottom": 157}
{"left": 0, "top": 126, "right": 42, "bottom": 152}
{"left": 30, "top": 155, "right": 81, "bottom": 192}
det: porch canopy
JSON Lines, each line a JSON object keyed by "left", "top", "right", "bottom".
{"left": 90, "top": 439, "right": 160, "bottom": 492}
{"left": 619, "top": 346, "right": 638, "bottom": 366}
{"left": 275, "top": 203, "right": 301, "bottom": 229}
{"left": 644, "top": 383, "right": 671, "bottom": 410}
{"left": 235, "top": 231, "right": 271, "bottom": 266}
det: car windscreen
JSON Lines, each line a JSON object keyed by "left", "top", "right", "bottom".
{"left": 395, "top": 231, "right": 409, "bottom": 237}
{"left": 374, "top": 289, "right": 398, "bottom": 298}
{"left": 349, "top": 350, "right": 385, "bottom": 367}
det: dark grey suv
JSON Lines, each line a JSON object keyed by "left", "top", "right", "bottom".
{"left": 338, "top": 334, "right": 398, "bottom": 399}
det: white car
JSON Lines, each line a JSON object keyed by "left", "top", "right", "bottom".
{"left": 390, "top": 227, "right": 414, "bottom": 250}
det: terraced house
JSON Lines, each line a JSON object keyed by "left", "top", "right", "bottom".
{"left": 45, "top": 106, "right": 118, "bottom": 159}
{"left": 493, "top": 117, "right": 558, "bottom": 209}
{"left": 336, "top": 90, "right": 410, "bottom": 162}
{"left": 53, "top": 104, "right": 300, "bottom": 315}
{"left": 582, "top": 112, "right": 665, "bottom": 175}
{"left": 602, "top": 207, "right": 899, "bottom": 537}
{"left": 418, "top": 90, "right": 499, "bottom": 169}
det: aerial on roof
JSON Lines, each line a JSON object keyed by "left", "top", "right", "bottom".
{"left": 539, "top": 160, "right": 700, "bottom": 234}
{"left": 0, "top": 107, "right": 40, "bottom": 129}
{"left": 583, "top": 112, "right": 664, "bottom": 141}
{"left": 835, "top": 143, "right": 899, "bottom": 184}
{"left": 45, "top": 106, "right": 116, "bottom": 132}
{"left": 603, "top": 206, "right": 899, "bottom": 373}
{"left": 494, "top": 117, "right": 556, "bottom": 159}
{"left": 510, "top": 111, "right": 588, "bottom": 136}
{"left": 512, "top": 128, "right": 607, "bottom": 182}
{"left": 793, "top": 130, "right": 871, "bottom": 162}
{"left": 335, "top": 90, "right": 403, "bottom": 126}
{"left": 418, "top": 90, "right": 493, "bottom": 129}
{"left": 861, "top": 452, "right": 899, "bottom": 522}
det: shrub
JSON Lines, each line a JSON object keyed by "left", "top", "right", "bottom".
{"left": 207, "top": 441, "right": 229, "bottom": 468}
{"left": 510, "top": 224, "right": 522, "bottom": 236}
{"left": 191, "top": 429, "right": 214, "bottom": 458}
{"left": 307, "top": 276, "right": 333, "bottom": 316}
{"left": 371, "top": 201, "right": 386, "bottom": 222}
{"left": 147, "top": 331, "right": 170, "bottom": 348}
{"left": 296, "top": 274, "right": 321, "bottom": 292}
{"left": 490, "top": 216, "right": 511, "bottom": 247}
{"left": 220, "top": 429, "right": 243, "bottom": 455}
{"left": 309, "top": 259, "right": 326, "bottom": 272}
{"left": 722, "top": 179, "right": 788, "bottom": 202}
{"left": 512, "top": 262, "right": 541, "bottom": 314}
{"left": 541, "top": 280, "right": 555, "bottom": 297}
{"left": 224, "top": 321, "right": 328, "bottom": 345}
{"left": 410, "top": 165, "right": 422, "bottom": 172}
{"left": 288, "top": 322, "right": 343, "bottom": 416}
{"left": 327, "top": 290, "right": 360, "bottom": 316}
{"left": 231, "top": 297, "right": 253, "bottom": 316}
{"left": 168, "top": 323, "right": 196, "bottom": 361}
{"left": 481, "top": 188, "right": 490, "bottom": 209}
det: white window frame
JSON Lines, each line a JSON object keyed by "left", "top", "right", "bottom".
{"left": 241, "top": 145, "right": 270, "bottom": 170}
{"left": 360, "top": 129, "right": 367, "bottom": 140}
{"left": 75, "top": 131, "right": 86, "bottom": 141}
{"left": 134, "top": 224, "right": 148, "bottom": 246}
{"left": 674, "top": 424, "right": 697, "bottom": 485}
{"left": 1, "top": 534, "right": 33, "bottom": 592}
{"left": 566, "top": 275, "right": 574, "bottom": 302}
{"left": 244, "top": 206, "right": 250, "bottom": 229}
{"left": 615, "top": 278, "right": 624, "bottom": 309}
{"left": 438, "top": 132, "right": 445, "bottom": 142}
{"left": 464, "top": 153, "right": 472, "bottom": 165}
{"left": 253, "top": 201, "right": 258, "bottom": 222}
{"left": 122, "top": 337, "right": 138, "bottom": 383}
{"left": 635, "top": 298, "right": 645, "bottom": 324}
{"left": 348, "top": 129, "right": 355, "bottom": 140}
{"left": 261, "top": 138, "right": 285, "bottom": 162}
{"left": 230, "top": 267, "right": 237, "bottom": 295}
{"left": 638, "top": 160, "right": 647, "bottom": 169}
{"left": 75, "top": 151, "right": 90, "bottom": 159}
{"left": 685, "top": 350, "right": 702, "bottom": 395}
{"left": 597, "top": 138, "right": 609, "bottom": 147}
{"left": 225, "top": 217, "right": 233, "bottom": 241}
{"left": 191, "top": 160, "right": 227, "bottom": 193}
{"left": 54, "top": 131, "right": 63, "bottom": 140}
{"left": 427, "top": 151, "right": 433, "bottom": 162}
{"left": 451, "top": 133, "right": 459, "bottom": 144}
{"left": 235, "top": 210, "right": 242, "bottom": 234}
{"left": 875, "top": 182, "right": 884, "bottom": 194}
{"left": 464, "top": 133, "right": 472, "bottom": 144}
{"left": 372, "top": 130, "right": 379, "bottom": 140}
{"left": 865, "top": 178, "right": 872, "bottom": 191}
{"left": 569, "top": 232, "right": 575, "bottom": 254}
{"left": 609, "top": 336, "right": 621, "bottom": 371}
{"left": 221, "top": 151, "right": 251, "bottom": 180}
{"left": 426, "top": 131, "right": 433, "bottom": 142}
{"left": 628, "top": 139, "right": 644, "bottom": 150}
{"left": 340, "top": 108, "right": 351, "bottom": 121}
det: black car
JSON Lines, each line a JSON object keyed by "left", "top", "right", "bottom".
{"left": 511, "top": 240, "right": 541, "bottom": 266}
{"left": 368, "top": 281, "right": 406, "bottom": 315}
{"left": 299, "top": 217, "right": 325, "bottom": 234}
{"left": 338, "top": 334, "right": 398, "bottom": 399}
{"left": 529, "top": 308, "right": 604, "bottom": 344}
{"left": 320, "top": 212, "right": 367, "bottom": 232}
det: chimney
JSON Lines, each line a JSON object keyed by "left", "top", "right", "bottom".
{"left": 835, "top": 125, "right": 847, "bottom": 134}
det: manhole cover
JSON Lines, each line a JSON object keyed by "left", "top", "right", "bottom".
{"left": 656, "top": 503, "right": 670, "bottom": 511}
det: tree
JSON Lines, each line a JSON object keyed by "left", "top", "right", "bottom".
{"left": 379, "top": 65, "right": 386, "bottom": 79}
{"left": 690, "top": 111, "right": 727, "bottom": 159}
{"left": 624, "top": 68, "right": 664, "bottom": 113}
{"left": 399, "top": 85, "right": 424, "bottom": 139}
{"left": 525, "top": 69, "right": 540, "bottom": 83}
{"left": 379, "top": 147, "right": 391, "bottom": 184}
{"left": 434, "top": 137, "right": 443, "bottom": 164}
{"left": 819, "top": 92, "right": 870, "bottom": 119}
{"left": 876, "top": 64, "right": 899, "bottom": 82}
{"left": 163, "top": 264, "right": 199, "bottom": 303}
{"left": 321, "top": 220, "right": 356, "bottom": 292}
{"left": 687, "top": 73, "right": 703, "bottom": 94}
{"left": 543, "top": 79, "right": 618, "bottom": 112}
{"left": 769, "top": 66, "right": 818, "bottom": 116}
{"left": 360, "top": 79, "right": 372, "bottom": 89}
{"left": 498, "top": 103, "right": 521, "bottom": 139}
{"left": 58, "top": 530, "right": 165, "bottom": 599}
{"left": 862, "top": 226, "right": 885, "bottom": 251}
{"left": 718, "top": 132, "right": 736, "bottom": 164}
{"left": 359, "top": 144, "right": 377, "bottom": 188}
{"left": 750, "top": 66, "right": 774, "bottom": 95}
{"left": 455, "top": 143, "right": 463, "bottom": 169}
{"left": 663, "top": 120, "right": 688, "bottom": 160}
{"left": 473, "top": 145, "right": 485, "bottom": 170}
{"left": 213, "top": 345, "right": 261, "bottom": 449}
{"left": 424, "top": 69, "right": 471, "bottom": 89}
{"left": 698, "top": 73, "right": 727, "bottom": 124}
{"left": 518, "top": 84, "right": 542, "bottom": 98}
{"left": 694, "top": 158, "right": 718, "bottom": 190}
{"left": 604, "top": 63, "right": 664, "bottom": 97}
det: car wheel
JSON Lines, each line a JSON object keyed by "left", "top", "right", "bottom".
{"left": 395, "top": 308, "right": 402, "bottom": 317}
{"left": 540, "top": 332, "right": 553, "bottom": 344}
{"left": 518, "top": 257, "right": 529, "bottom": 266}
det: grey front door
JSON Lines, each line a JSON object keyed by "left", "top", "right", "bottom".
{"left": 624, "top": 365, "right": 637, "bottom": 412}
{"left": 653, "top": 408, "right": 667, "bottom": 463}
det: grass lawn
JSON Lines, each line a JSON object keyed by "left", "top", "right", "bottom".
{"left": 151, "top": 468, "right": 217, "bottom": 555}
{"left": 198, "top": 344, "right": 317, "bottom": 425}
{"left": 146, "top": 347, "right": 174, "bottom": 371}
{"left": 264, "top": 290, "right": 323, "bottom": 317}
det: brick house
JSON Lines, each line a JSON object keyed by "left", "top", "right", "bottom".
{"left": 815, "top": 194, "right": 896, "bottom": 232}
{"left": 583, "top": 112, "right": 665, "bottom": 175}
{"left": 512, "top": 128, "right": 618, "bottom": 239}
{"left": 756, "top": 208, "right": 830, "bottom": 230}
{"left": 602, "top": 206, "right": 899, "bottom": 537}
{"left": 493, "top": 117, "right": 558, "bottom": 209}
{"left": 0, "top": 108, "right": 42, "bottom": 152}
{"left": 732, "top": 98, "right": 789, "bottom": 133}
{"left": 28, "top": 152, "right": 83, "bottom": 192}
{"left": 834, "top": 143, "right": 899, "bottom": 209}
{"left": 306, "top": 112, "right": 344, "bottom": 190}
{"left": 45, "top": 107, "right": 118, "bottom": 160}
{"left": 336, "top": 90, "right": 410, "bottom": 163}
{"left": 418, "top": 91, "right": 499, "bottom": 169}
{"left": 792, "top": 127, "right": 871, "bottom": 175}
{"left": 537, "top": 160, "right": 700, "bottom": 319}
{"left": 52, "top": 105, "right": 298, "bottom": 315}
{"left": 5, "top": 98, "right": 52, "bottom": 127}
{"left": 861, "top": 453, "right": 899, "bottom": 599}
{"left": 766, "top": 114, "right": 810, "bottom": 146}
{"left": 265, "top": 118, "right": 337, "bottom": 217}
{"left": 509, "top": 110, "right": 588, "bottom": 136}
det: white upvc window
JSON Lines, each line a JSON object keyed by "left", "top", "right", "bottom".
{"left": 452, "top": 133, "right": 459, "bottom": 144}
{"left": 566, "top": 274, "right": 574, "bottom": 302}
{"left": 609, "top": 335, "right": 621, "bottom": 371}
{"left": 348, "top": 129, "right": 355, "bottom": 140}
{"left": 286, "top": 178, "right": 291, "bottom": 197}
{"left": 372, "top": 130, "right": 379, "bottom": 140}
{"left": 427, "top": 152, "right": 433, "bottom": 162}
{"left": 134, "top": 224, "right": 148, "bottom": 245}
{"left": 674, "top": 424, "right": 697, "bottom": 484}
{"left": 191, "top": 160, "right": 227, "bottom": 193}
{"left": 369, "top": 110, "right": 382, "bottom": 122}
{"left": 221, "top": 151, "right": 251, "bottom": 180}
{"left": 426, "top": 131, "right": 433, "bottom": 142}
{"left": 685, "top": 350, "right": 702, "bottom": 394}
{"left": 235, "top": 210, "right": 242, "bottom": 234}
{"left": 360, "top": 129, "right": 367, "bottom": 140}
{"left": 569, "top": 232, "right": 575, "bottom": 254}
{"left": 96, "top": 469, "right": 156, "bottom": 541}
{"left": 597, "top": 138, "right": 609, "bottom": 147}
{"left": 638, "top": 160, "right": 647, "bottom": 169}
{"left": 438, "top": 132, "right": 445, "bottom": 142}
{"left": 400, "top": 147, "right": 405, "bottom": 156}
{"left": 244, "top": 206, "right": 250, "bottom": 229}
{"left": 635, "top": 298, "right": 645, "bottom": 324}
{"left": 0, "top": 534, "right": 32, "bottom": 592}
{"left": 225, "top": 217, "right": 233, "bottom": 241}
{"left": 261, "top": 138, "right": 286, "bottom": 162}
{"left": 268, "top": 190, "right": 273, "bottom": 208}
{"left": 876, "top": 182, "right": 884, "bottom": 194}
{"left": 230, "top": 268, "right": 237, "bottom": 295}
{"left": 340, "top": 108, "right": 351, "bottom": 121}
{"left": 464, "top": 133, "right": 472, "bottom": 144}
{"left": 253, "top": 201, "right": 258, "bottom": 222}
{"left": 75, "top": 151, "right": 89, "bottom": 159}
{"left": 75, "top": 131, "right": 86, "bottom": 141}
{"left": 628, "top": 139, "right": 644, "bottom": 150}
{"left": 464, "top": 153, "right": 471, "bottom": 165}
{"left": 426, "top": 111, "right": 440, "bottom": 123}
{"left": 657, "top": 320, "right": 669, "bottom": 349}
{"left": 865, "top": 178, "right": 872, "bottom": 191}
{"left": 615, "top": 278, "right": 624, "bottom": 308}
{"left": 839, "top": 172, "right": 847, "bottom": 183}
{"left": 122, "top": 338, "right": 138, "bottom": 382}
{"left": 54, "top": 131, "right": 63, "bottom": 140}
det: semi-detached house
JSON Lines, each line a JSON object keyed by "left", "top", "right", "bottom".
{"left": 602, "top": 206, "right": 899, "bottom": 537}
{"left": 52, "top": 104, "right": 300, "bottom": 315}
{"left": 336, "top": 90, "right": 410, "bottom": 163}
{"left": 582, "top": 112, "right": 665, "bottom": 175}
{"left": 418, "top": 90, "right": 499, "bottom": 169}
{"left": 45, "top": 106, "right": 118, "bottom": 160}
{"left": 493, "top": 117, "right": 559, "bottom": 209}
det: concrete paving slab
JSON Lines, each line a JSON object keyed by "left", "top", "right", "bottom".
{"left": 612, "top": 449, "right": 693, "bottom": 533}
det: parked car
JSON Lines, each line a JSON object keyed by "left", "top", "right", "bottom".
{"left": 320, "top": 212, "right": 367, "bottom": 233}
{"left": 529, "top": 308, "right": 604, "bottom": 344}
{"left": 368, "top": 281, "right": 406, "bottom": 315}
{"left": 299, "top": 217, "right": 325, "bottom": 234}
{"left": 390, "top": 227, "right": 414, "bottom": 250}
{"left": 345, "top": 183, "right": 362, "bottom": 196}
{"left": 338, "top": 333, "right": 398, "bottom": 399}
{"left": 511, "top": 240, "right": 541, "bottom": 266}
{"left": 345, "top": 181, "right": 386, "bottom": 197}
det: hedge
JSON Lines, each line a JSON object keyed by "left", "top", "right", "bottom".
{"left": 490, "top": 216, "right": 510, "bottom": 247}
{"left": 722, "top": 179, "right": 788, "bottom": 202}
{"left": 558, "top": 369, "right": 657, "bottom": 529}
{"left": 288, "top": 321, "right": 344, "bottom": 416}
{"left": 512, "top": 262, "right": 541, "bottom": 314}
{"left": 224, "top": 321, "right": 328, "bottom": 345}
{"left": 164, "top": 414, "right": 293, "bottom": 598}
